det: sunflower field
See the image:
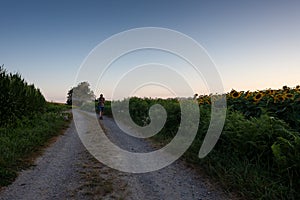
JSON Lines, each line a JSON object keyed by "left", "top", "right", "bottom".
{"left": 227, "top": 86, "right": 300, "bottom": 130}
{"left": 197, "top": 85, "right": 300, "bottom": 130}
{"left": 112, "top": 85, "right": 300, "bottom": 199}
{"left": 195, "top": 86, "right": 300, "bottom": 199}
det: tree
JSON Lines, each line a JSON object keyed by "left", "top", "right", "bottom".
{"left": 66, "top": 88, "right": 73, "bottom": 105}
{"left": 71, "top": 81, "right": 95, "bottom": 106}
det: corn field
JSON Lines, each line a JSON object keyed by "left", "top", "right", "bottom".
{"left": 0, "top": 65, "right": 46, "bottom": 126}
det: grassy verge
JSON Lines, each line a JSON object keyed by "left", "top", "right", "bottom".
{"left": 0, "top": 102, "right": 72, "bottom": 186}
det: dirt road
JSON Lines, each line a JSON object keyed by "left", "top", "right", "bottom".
{"left": 0, "top": 110, "right": 230, "bottom": 200}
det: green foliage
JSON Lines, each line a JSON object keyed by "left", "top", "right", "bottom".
{"left": 0, "top": 65, "right": 71, "bottom": 186}
{"left": 79, "top": 100, "right": 112, "bottom": 117}
{"left": 66, "top": 88, "right": 73, "bottom": 105}
{"left": 46, "top": 102, "right": 71, "bottom": 113}
{"left": 80, "top": 101, "right": 97, "bottom": 112}
{"left": 216, "top": 111, "right": 299, "bottom": 198}
{"left": 99, "top": 100, "right": 112, "bottom": 116}
{"left": 0, "top": 103, "right": 70, "bottom": 186}
{"left": 72, "top": 82, "right": 95, "bottom": 106}
{"left": 113, "top": 97, "right": 181, "bottom": 137}
{"left": 225, "top": 87, "right": 300, "bottom": 132}
{"left": 114, "top": 95, "right": 300, "bottom": 199}
{"left": 0, "top": 65, "right": 46, "bottom": 127}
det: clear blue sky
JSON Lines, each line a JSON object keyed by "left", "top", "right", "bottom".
{"left": 1, "top": 0, "right": 299, "bottom": 102}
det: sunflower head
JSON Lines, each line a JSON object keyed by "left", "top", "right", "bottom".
{"left": 198, "top": 98, "right": 204, "bottom": 105}
{"left": 295, "top": 85, "right": 300, "bottom": 91}
{"left": 205, "top": 99, "right": 211, "bottom": 105}
{"left": 266, "top": 89, "right": 275, "bottom": 96}
{"left": 253, "top": 92, "right": 264, "bottom": 102}
{"left": 282, "top": 85, "right": 290, "bottom": 92}
{"left": 285, "top": 93, "right": 294, "bottom": 99}
{"left": 244, "top": 91, "right": 251, "bottom": 99}
{"left": 230, "top": 90, "right": 242, "bottom": 99}
{"left": 274, "top": 94, "right": 286, "bottom": 103}
{"left": 230, "top": 89, "right": 236, "bottom": 94}
{"left": 278, "top": 95, "right": 285, "bottom": 101}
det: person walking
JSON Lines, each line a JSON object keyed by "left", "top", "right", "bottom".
{"left": 98, "top": 94, "right": 105, "bottom": 120}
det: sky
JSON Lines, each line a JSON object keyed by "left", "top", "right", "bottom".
{"left": 1, "top": 0, "right": 299, "bottom": 102}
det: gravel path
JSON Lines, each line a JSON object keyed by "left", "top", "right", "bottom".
{"left": 100, "top": 116, "right": 229, "bottom": 200}
{"left": 0, "top": 110, "right": 230, "bottom": 200}
{"left": 0, "top": 120, "right": 86, "bottom": 200}
{"left": 0, "top": 119, "right": 128, "bottom": 200}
